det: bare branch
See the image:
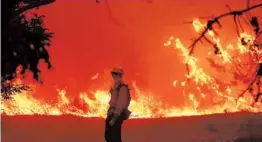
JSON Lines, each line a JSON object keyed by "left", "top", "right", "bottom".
{"left": 237, "top": 69, "right": 258, "bottom": 100}
{"left": 233, "top": 15, "right": 241, "bottom": 36}
{"left": 18, "top": 0, "right": 56, "bottom": 13}
{"left": 184, "top": 3, "right": 262, "bottom": 105}
{"left": 188, "top": 4, "right": 262, "bottom": 56}
{"left": 237, "top": 16, "right": 244, "bottom": 33}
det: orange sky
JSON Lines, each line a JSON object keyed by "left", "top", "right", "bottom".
{"left": 25, "top": 0, "right": 262, "bottom": 105}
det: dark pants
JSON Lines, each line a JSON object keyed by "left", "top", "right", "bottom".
{"left": 105, "top": 114, "right": 125, "bottom": 142}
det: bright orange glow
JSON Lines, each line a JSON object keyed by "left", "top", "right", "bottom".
{"left": 1, "top": 19, "right": 262, "bottom": 118}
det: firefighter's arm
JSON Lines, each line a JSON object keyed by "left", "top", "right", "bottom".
{"left": 113, "top": 86, "right": 128, "bottom": 117}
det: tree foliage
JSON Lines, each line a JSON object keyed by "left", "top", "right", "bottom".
{"left": 1, "top": 0, "right": 56, "bottom": 99}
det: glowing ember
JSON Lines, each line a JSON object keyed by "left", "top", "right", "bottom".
{"left": 1, "top": 19, "right": 262, "bottom": 118}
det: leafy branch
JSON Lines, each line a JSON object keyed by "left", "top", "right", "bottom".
{"left": 1, "top": 83, "right": 31, "bottom": 100}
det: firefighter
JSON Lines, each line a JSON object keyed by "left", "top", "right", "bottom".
{"left": 105, "top": 67, "right": 131, "bottom": 142}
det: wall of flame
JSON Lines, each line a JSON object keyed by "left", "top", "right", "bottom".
{"left": 1, "top": 0, "right": 262, "bottom": 118}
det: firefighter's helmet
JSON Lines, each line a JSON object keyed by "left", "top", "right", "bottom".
{"left": 111, "top": 67, "right": 124, "bottom": 75}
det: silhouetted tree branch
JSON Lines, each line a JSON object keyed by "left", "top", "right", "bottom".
{"left": 185, "top": 2, "right": 262, "bottom": 105}
{"left": 18, "top": 0, "right": 55, "bottom": 13}
{"left": 96, "top": 0, "right": 122, "bottom": 26}
{"left": 1, "top": 0, "right": 56, "bottom": 99}
{"left": 188, "top": 3, "right": 262, "bottom": 56}
{"left": 1, "top": 82, "right": 31, "bottom": 99}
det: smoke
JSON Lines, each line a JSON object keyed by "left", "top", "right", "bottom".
{"left": 26, "top": 0, "right": 261, "bottom": 106}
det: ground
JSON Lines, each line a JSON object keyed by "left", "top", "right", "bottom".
{"left": 2, "top": 112, "right": 262, "bottom": 142}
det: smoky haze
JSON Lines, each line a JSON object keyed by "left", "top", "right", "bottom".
{"left": 23, "top": 0, "right": 262, "bottom": 106}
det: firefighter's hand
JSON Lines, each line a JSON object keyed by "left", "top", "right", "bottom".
{"left": 109, "top": 118, "right": 116, "bottom": 126}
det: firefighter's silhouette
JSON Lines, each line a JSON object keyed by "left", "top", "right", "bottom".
{"left": 105, "top": 67, "right": 131, "bottom": 142}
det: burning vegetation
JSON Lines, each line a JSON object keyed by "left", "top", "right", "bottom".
{"left": 1, "top": 1, "right": 262, "bottom": 118}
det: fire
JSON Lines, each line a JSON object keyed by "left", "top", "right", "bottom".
{"left": 1, "top": 19, "right": 262, "bottom": 118}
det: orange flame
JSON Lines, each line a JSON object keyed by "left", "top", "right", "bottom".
{"left": 1, "top": 19, "right": 262, "bottom": 118}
